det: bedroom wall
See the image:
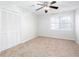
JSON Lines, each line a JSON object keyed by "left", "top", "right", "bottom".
{"left": 0, "top": 6, "right": 37, "bottom": 51}
{"left": 75, "top": 9, "right": 79, "bottom": 44}
{"left": 0, "top": 10, "right": 2, "bottom": 51}
{"left": 20, "top": 9, "right": 37, "bottom": 43}
{"left": 37, "top": 11, "right": 75, "bottom": 40}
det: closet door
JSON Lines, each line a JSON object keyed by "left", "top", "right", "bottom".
{"left": 1, "top": 11, "right": 8, "bottom": 51}
{"left": 1, "top": 9, "right": 21, "bottom": 51}
{"left": 0, "top": 11, "right": 2, "bottom": 51}
{"left": 7, "top": 11, "right": 21, "bottom": 48}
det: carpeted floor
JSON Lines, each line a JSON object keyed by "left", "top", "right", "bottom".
{"left": 0, "top": 36, "right": 79, "bottom": 57}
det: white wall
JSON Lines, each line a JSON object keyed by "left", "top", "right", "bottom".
{"left": 20, "top": 10, "right": 37, "bottom": 43}
{"left": 0, "top": 10, "right": 2, "bottom": 51}
{"left": 0, "top": 6, "right": 37, "bottom": 51}
{"left": 37, "top": 11, "right": 75, "bottom": 40}
{"left": 75, "top": 9, "right": 79, "bottom": 44}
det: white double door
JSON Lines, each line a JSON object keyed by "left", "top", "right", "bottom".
{"left": 0, "top": 9, "right": 21, "bottom": 51}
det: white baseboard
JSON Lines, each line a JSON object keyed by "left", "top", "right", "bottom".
{"left": 0, "top": 35, "right": 37, "bottom": 52}
{"left": 76, "top": 40, "right": 79, "bottom": 45}
{"left": 21, "top": 36, "right": 37, "bottom": 44}
{"left": 38, "top": 35, "right": 75, "bottom": 41}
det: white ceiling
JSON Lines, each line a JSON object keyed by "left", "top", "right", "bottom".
{"left": 0, "top": 1, "right": 79, "bottom": 15}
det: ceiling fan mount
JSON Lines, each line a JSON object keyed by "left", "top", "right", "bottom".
{"left": 33, "top": 1, "right": 59, "bottom": 13}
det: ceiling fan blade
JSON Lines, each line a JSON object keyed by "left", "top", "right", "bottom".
{"left": 50, "top": 1, "right": 56, "bottom": 5}
{"left": 49, "top": 6, "right": 58, "bottom": 9}
{"left": 36, "top": 7, "right": 44, "bottom": 11}
{"left": 37, "top": 4, "right": 44, "bottom": 6}
{"left": 38, "top": 1, "right": 45, "bottom": 3}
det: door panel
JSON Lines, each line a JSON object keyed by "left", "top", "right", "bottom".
{"left": 1, "top": 9, "right": 21, "bottom": 51}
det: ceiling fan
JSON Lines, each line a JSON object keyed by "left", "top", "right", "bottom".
{"left": 34, "top": 1, "right": 59, "bottom": 13}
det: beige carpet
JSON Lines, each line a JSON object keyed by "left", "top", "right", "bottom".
{"left": 0, "top": 36, "right": 79, "bottom": 57}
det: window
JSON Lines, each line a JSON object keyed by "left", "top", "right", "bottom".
{"left": 50, "top": 12, "right": 73, "bottom": 30}
{"left": 51, "top": 16, "right": 59, "bottom": 29}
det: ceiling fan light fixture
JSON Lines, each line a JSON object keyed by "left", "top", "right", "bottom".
{"left": 45, "top": 10, "right": 48, "bottom": 13}
{"left": 43, "top": 6, "right": 49, "bottom": 10}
